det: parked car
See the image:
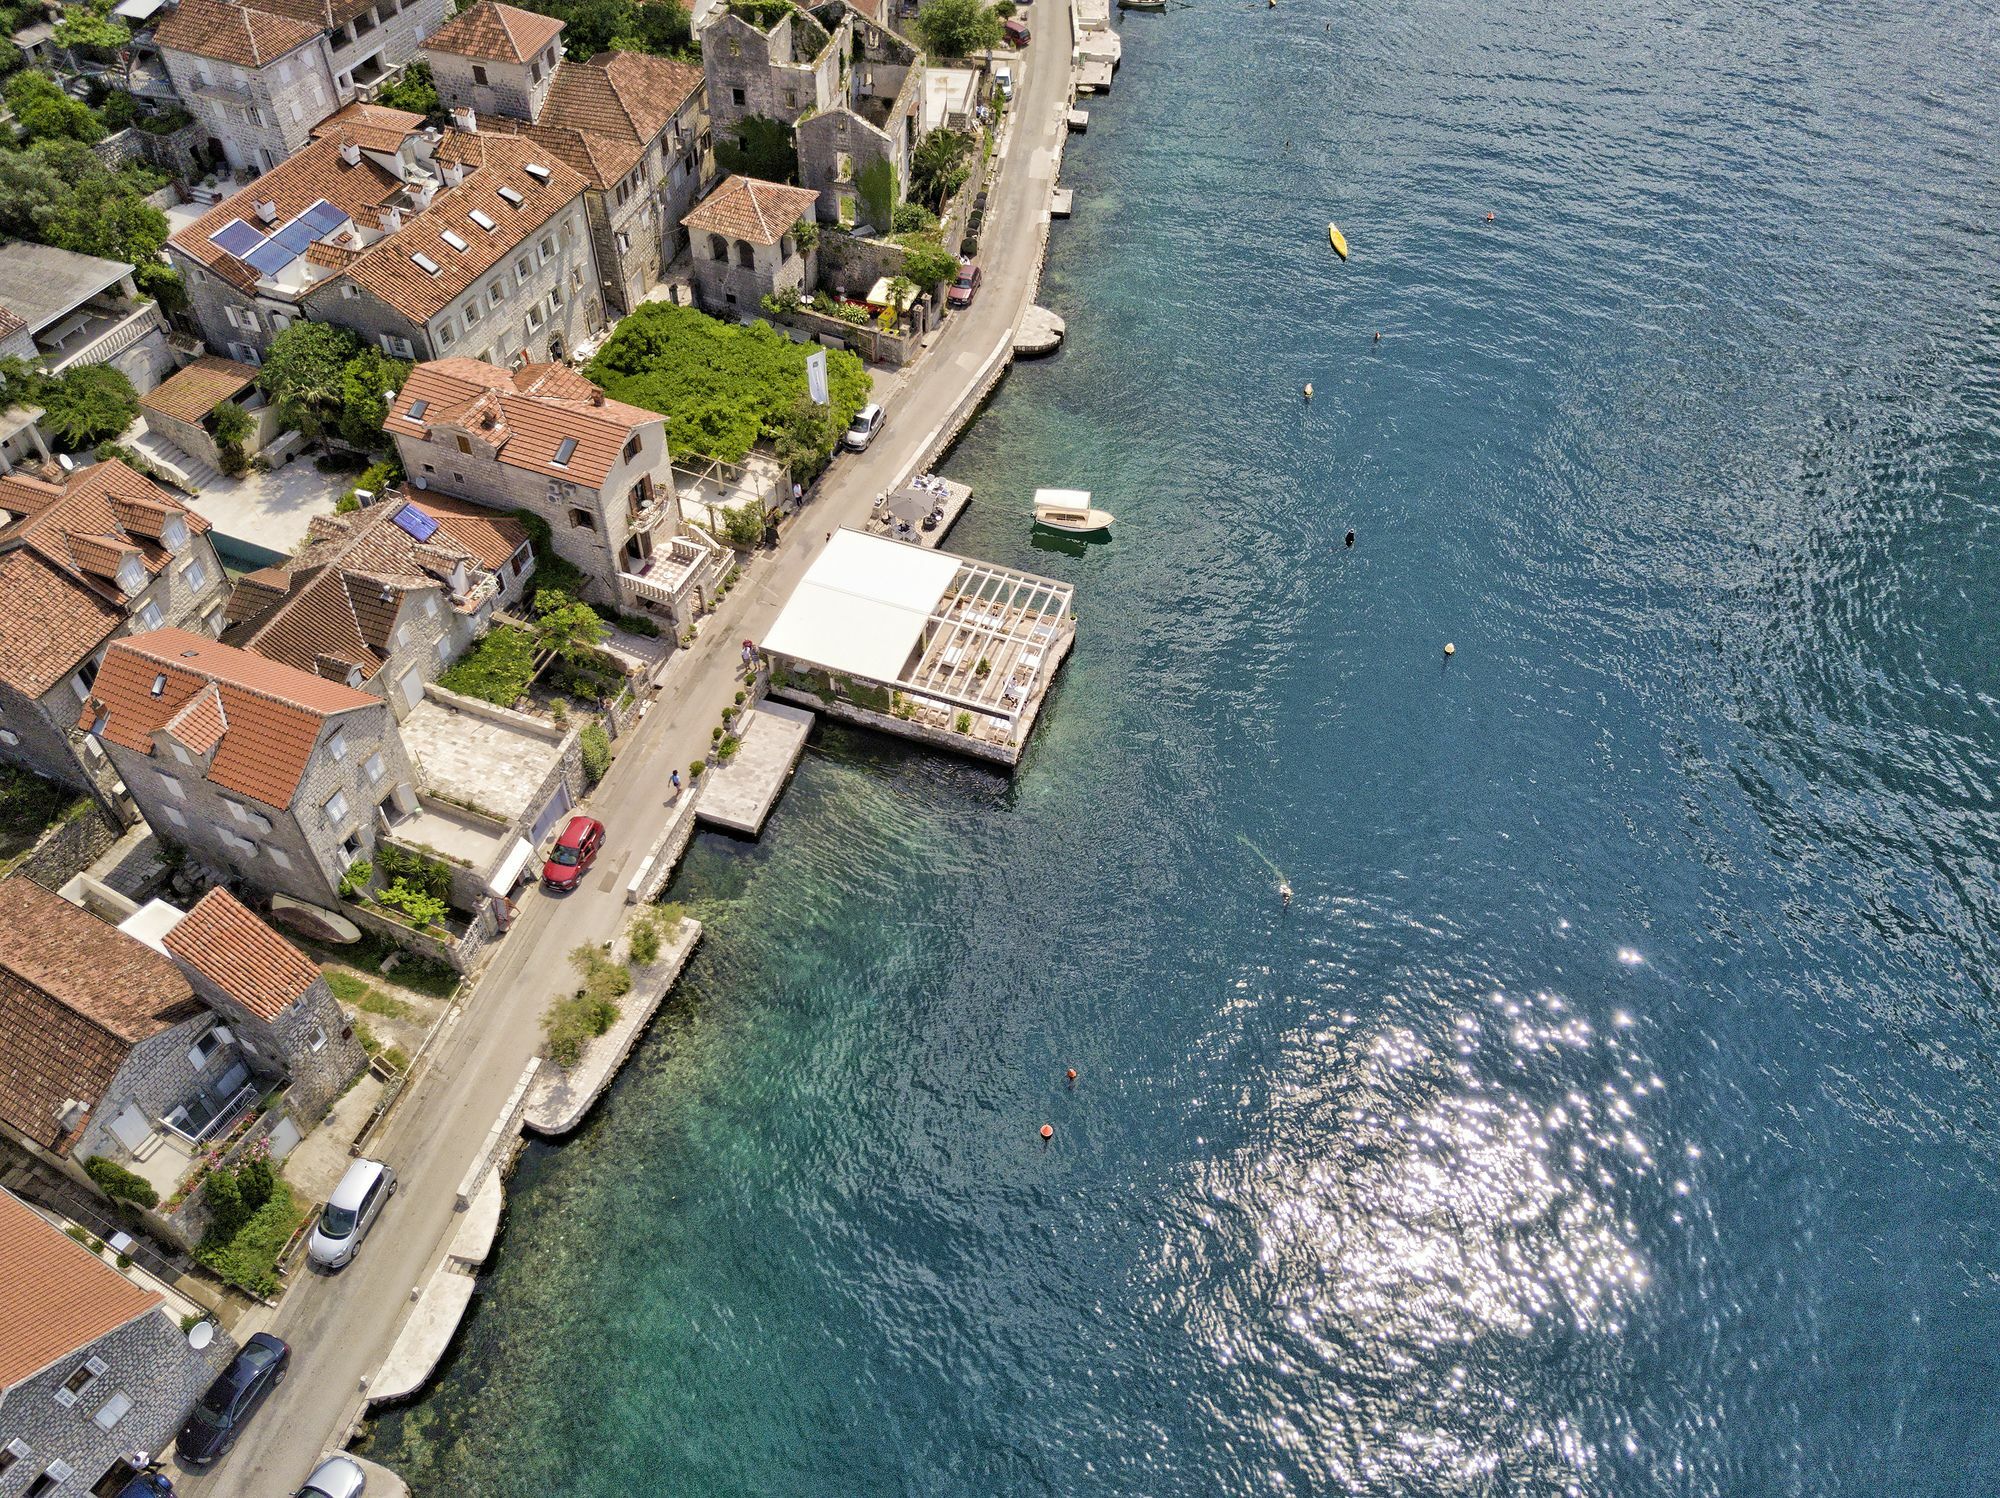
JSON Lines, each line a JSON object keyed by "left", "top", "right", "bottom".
{"left": 307, "top": 1158, "right": 396, "bottom": 1270}
{"left": 992, "top": 63, "right": 1014, "bottom": 98}
{"left": 1004, "top": 16, "right": 1030, "bottom": 45}
{"left": 844, "top": 403, "right": 887, "bottom": 451}
{"left": 175, "top": 1333, "right": 290, "bottom": 1467}
{"left": 293, "top": 1454, "right": 368, "bottom": 1498}
{"left": 113, "top": 1475, "right": 175, "bottom": 1498}
{"left": 948, "top": 263, "right": 982, "bottom": 308}
{"left": 542, "top": 814, "right": 606, "bottom": 891}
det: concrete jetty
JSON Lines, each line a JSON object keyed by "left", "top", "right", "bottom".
{"left": 1078, "top": 60, "right": 1114, "bottom": 93}
{"left": 1016, "top": 306, "right": 1066, "bottom": 356}
{"left": 1051, "top": 187, "right": 1074, "bottom": 218}
{"left": 696, "top": 702, "right": 814, "bottom": 835}
{"left": 1067, "top": 108, "right": 1090, "bottom": 132}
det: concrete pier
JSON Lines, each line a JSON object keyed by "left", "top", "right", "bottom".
{"left": 1051, "top": 187, "right": 1074, "bottom": 218}
{"left": 696, "top": 702, "right": 814, "bottom": 835}
{"left": 1067, "top": 108, "right": 1090, "bottom": 132}
{"left": 865, "top": 476, "right": 972, "bottom": 547}
{"left": 1078, "top": 60, "right": 1114, "bottom": 92}
{"left": 1015, "top": 305, "right": 1066, "bottom": 356}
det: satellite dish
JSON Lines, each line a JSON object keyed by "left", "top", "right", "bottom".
{"left": 57, "top": 453, "right": 76, "bottom": 472}
{"left": 413, "top": 475, "right": 428, "bottom": 489}
{"left": 187, "top": 1320, "right": 214, "bottom": 1351}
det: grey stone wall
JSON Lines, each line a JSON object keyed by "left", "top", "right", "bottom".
{"left": 0, "top": 682, "right": 98, "bottom": 799}
{"left": 73, "top": 1015, "right": 246, "bottom": 1169}
{"left": 326, "top": 0, "right": 451, "bottom": 91}
{"left": 12, "top": 802, "right": 121, "bottom": 893}
{"left": 797, "top": 107, "right": 908, "bottom": 228}
{"left": 429, "top": 50, "right": 553, "bottom": 125}
{"left": 701, "top": 10, "right": 842, "bottom": 137}
{"left": 690, "top": 233, "right": 806, "bottom": 317}
{"left": 157, "top": 39, "right": 340, "bottom": 174}
{"left": 175, "top": 957, "right": 365, "bottom": 1130}
{"left": 0, "top": 1306, "right": 231, "bottom": 1498}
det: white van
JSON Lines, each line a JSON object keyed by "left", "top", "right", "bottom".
{"left": 992, "top": 63, "right": 1014, "bottom": 99}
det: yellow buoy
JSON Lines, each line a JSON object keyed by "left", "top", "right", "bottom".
{"left": 1444, "top": 642, "right": 1456, "bottom": 657}
{"left": 1303, "top": 382, "right": 1313, "bottom": 401}
{"left": 1328, "top": 222, "right": 1349, "bottom": 260}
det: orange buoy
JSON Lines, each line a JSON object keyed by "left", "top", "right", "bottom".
{"left": 1040, "top": 1124, "right": 1054, "bottom": 1140}
{"left": 1486, "top": 212, "right": 1495, "bottom": 222}
{"left": 1066, "top": 1069, "right": 1077, "bottom": 1082}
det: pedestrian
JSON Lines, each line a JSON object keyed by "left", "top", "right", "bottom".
{"left": 792, "top": 479, "right": 803, "bottom": 506}
{"left": 670, "top": 769, "right": 682, "bottom": 800}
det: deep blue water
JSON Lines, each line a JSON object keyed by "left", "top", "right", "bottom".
{"left": 368, "top": 0, "right": 2000, "bottom": 1491}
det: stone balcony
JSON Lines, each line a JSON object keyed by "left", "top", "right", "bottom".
{"left": 620, "top": 532, "right": 723, "bottom": 618}
{"left": 42, "top": 300, "right": 169, "bottom": 375}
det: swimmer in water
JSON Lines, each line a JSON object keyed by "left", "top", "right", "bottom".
{"left": 1279, "top": 881, "right": 1293, "bottom": 908}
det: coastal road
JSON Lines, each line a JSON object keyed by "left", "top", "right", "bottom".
{"left": 192, "top": 22, "right": 1074, "bottom": 1498}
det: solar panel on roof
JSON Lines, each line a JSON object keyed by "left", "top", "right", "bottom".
{"left": 391, "top": 504, "right": 439, "bottom": 542}
{"left": 300, "top": 199, "right": 347, "bottom": 236}
{"left": 243, "top": 238, "right": 299, "bottom": 277}
{"left": 209, "top": 219, "right": 266, "bottom": 257}
{"left": 552, "top": 437, "right": 577, "bottom": 466}
{"left": 270, "top": 218, "right": 320, "bottom": 256}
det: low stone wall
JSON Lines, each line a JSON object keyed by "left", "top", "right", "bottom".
{"left": 781, "top": 304, "right": 925, "bottom": 366}
{"left": 11, "top": 800, "right": 121, "bottom": 891}
{"left": 817, "top": 230, "right": 909, "bottom": 298}
{"left": 92, "top": 127, "right": 149, "bottom": 171}
{"left": 346, "top": 899, "right": 495, "bottom": 975}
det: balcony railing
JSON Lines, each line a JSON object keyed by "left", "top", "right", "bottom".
{"left": 45, "top": 302, "right": 168, "bottom": 374}
{"left": 163, "top": 1080, "right": 261, "bottom": 1147}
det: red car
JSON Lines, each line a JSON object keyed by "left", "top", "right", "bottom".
{"left": 542, "top": 815, "right": 605, "bottom": 891}
{"left": 948, "top": 263, "right": 981, "bottom": 308}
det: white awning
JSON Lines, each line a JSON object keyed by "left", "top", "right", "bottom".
{"left": 486, "top": 836, "right": 536, "bottom": 896}
{"left": 762, "top": 529, "right": 960, "bottom": 683}
{"left": 112, "top": 0, "right": 166, "bottom": 19}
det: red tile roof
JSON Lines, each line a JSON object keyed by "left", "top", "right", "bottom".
{"left": 0, "top": 1189, "right": 162, "bottom": 1390}
{"left": 163, "top": 888, "right": 322, "bottom": 1022}
{"left": 476, "top": 52, "right": 702, "bottom": 187}
{"left": 384, "top": 357, "right": 657, "bottom": 488}
{"left": 138, "top": 355, "right": 259, "bottom": 425}
{"left": 85, "top": 627, "right": 383, "bottom": 809}
{"left": 683, "top": 175, "right": 822, "bottom": 246}
{"left": 0, "top": 459, "right": 211, "bottom": 697}
{"left": 425, "top": 0, "right": 565, "bottom": 61}
{"left": 152, "top": 0, "right": 321, "bottom": 66}
{"left": 310, "top": 100, "right": 427, "bottom": 153}
{"left": 0, "top": 879, "right": 203, "bottom": 1157}
{"left": 403, "top": 491, "right": 530, "bottom": 570}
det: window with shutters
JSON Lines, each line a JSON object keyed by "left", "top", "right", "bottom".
{"left": 53, "top": 1356, "right": 106, "bottom": 1407}
{"left": 324, "top": 788, "right": 349, "bottom": 824}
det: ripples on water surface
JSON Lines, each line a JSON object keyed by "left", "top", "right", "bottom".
{"left": 368, "top": 0, "right": 2000, "bottom": 1490}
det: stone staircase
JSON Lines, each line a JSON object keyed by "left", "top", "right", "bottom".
{"left": 129, "top": 419, "right": 221, "bottom": 494}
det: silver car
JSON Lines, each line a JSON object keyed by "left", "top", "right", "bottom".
{"left": 293, "top": 1455, "right": 367, "bottom": 1498}
{"left": 306, "top": 1158, "right": 395, "bottom": 1271}
{"left": 843, "top": 403, "right": 885, "bottom": 451}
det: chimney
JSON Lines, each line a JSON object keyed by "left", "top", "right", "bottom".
{"left": 452, "top": 106, "right": 476, "bottom": 134}
{"left": 590, "top": 391, "right": 605, "bottom": 407}
{"left": 443, "top": 160, "right": 465, "bottom": 188}
{"left": 255, "top": 200, "right": 278, "bottom": 223}
{"left": 382, "top": 204, "right": 403, "bottom": 233}
{"left": 340, "top": 141, "right": 361, "bottom": 167}
{"left": 415, "top": 181, "right": 438, "bottom": 209}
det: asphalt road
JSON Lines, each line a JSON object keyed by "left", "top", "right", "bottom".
{"left": 185, "top": 25, "right": 1072, "bottom": 1498}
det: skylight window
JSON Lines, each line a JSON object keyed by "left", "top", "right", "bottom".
{"left": 411, "top": 251, "right": 442, "bottom": 276}
{"left": 408, "top": 398, "right": 429, "bottom": 420}
{"left": 552, "top": 437, "right": 577, "bottom": 467}
{"left": 469, "top": 209, "right": 497, "bottom": 231}
{"left": 524, "top": 162, "right": 551, "bottom": 182}
{"left": 441, "top": 229, "right": 469, "bottom": 252}
{"left": 497, "top": 186, "right": 525, "bottom": 208}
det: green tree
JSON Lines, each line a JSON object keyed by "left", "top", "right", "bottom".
{"left": 335, "top": 346, "right": 409, "bottom": 450}
{"left": 55, "top": 9, "right": 130, "bottom": 58}
{"left": 895, "top": 233, "right": 961, "bottom": 295}
{"left": 913, "top": 0, "right": 1001, "bottom": 58}
{"left": 258, "top": 323, "right": 366, "bottom": 441}
{"left": 39, "top": 365, "right": 138, "bottom": 447}
{"left": 211, "top": 400, "right": 253, "bottom": 475}
{"left": 4, "top": 71, "right": 104, "bottom": 143}
{"left": 909, "top": 127, "right": 975, "bottom": 211}
{"left": 772, "top": 392, "right": 838, "bottom": 481}
{"left": 84, "top": 1155, "right": 159, "bottom": 1208}
{"left": 714, "top": 115, "right": 797, "bottom": 183}
{"left": 374, "top": 58, "right": 442, "bottom": 123}
{"left": 530, "top": 592, "right": 607, "bottom": 675}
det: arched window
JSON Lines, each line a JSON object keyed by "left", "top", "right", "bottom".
{"left": 709, "top": 234, "right": 729, "bottom": 262}
{"left": 735, "top": 240, "right": 755, "bottom": 268}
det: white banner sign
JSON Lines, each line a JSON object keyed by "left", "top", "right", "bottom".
{"left": 805, "top": 349, "right": 829, "bottom": 406}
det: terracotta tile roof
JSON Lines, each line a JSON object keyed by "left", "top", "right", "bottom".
{"left": 0, "top": 459, "right": 210, "bottom": 696}
{"left": 165, "top": 683, "right": 230, "bottom": 754}
{"left": 241, "top": 0, "right": 380, "bottom": 30}
{"left": 403, "top": 491, "right": 530, "bottom": 570}
{"left": 336, "top": 132, "right": 587, "bottom": 322}
{"left": 163, "top": 888, "right": 322, "bottom": 1022}
{"left": 226, "top": 565, "right": 291, "bottom": 626}
{"left": 384, "top": 356, "right": 658, "bottom": 488}
{"left": 0, "top": 879, "right": 203, "bottom": 1157}
{"left": 312, "top": 100, "right": 428, "bottom": 154}
{"left": 474, "top": 53, "right": 700, "bottom": 187}
{"left": 85, "top": 627, "right": 382, "bottom": 809}
{"left": 683, "top": 175, "right": 822, "bottom": 246}
{"left": 152, "top": 0, "right": 321, "bottom": 66}
{"left": 0, "top": 305, "right": 24, "bottom": 338}
{"left": 166, "top": 138, "right": 404, "bottom": 294}
{"left": 139, "top": 356, "right": 259, "bottom": 425}
{"left": 470, "top": 115, "right": 639, "bottom": 189}
{"left": 0, "top": 1189, "right": 162, "bottom": 1390}
{"left": 425, "top": 0, "right": 564, "bottom": 62}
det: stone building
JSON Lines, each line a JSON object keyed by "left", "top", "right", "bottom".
{"left": 152, "top": 0, "right": 451, "bottom": 175}
{"left": 794, "top": 6, "right": 920, "bottom": 229}
{"left": 81, "top": 628, "right": 419, "bottom": 910}
{"left": 383, "top": 356, "right": 724, "bottom": 625}
{"left": 157, "top": 887, "right": 366, "bottom": 1126}
{"left": 682, "top": 173, "right": 821, "bottom": 316}
{"left": 700, "top": 1, "right": 842, "bottom": 143}
{"left": 165, "top": 110, "right": 604, "bottom": 369}
{"left": 434, "top": 4, "right": 712, "bottom": 315}
{"left": 0, "top": 244, "right": 176, "bottom": 397}
{"left": 0, "top": 461, "right": 229, "bottom": 813}
{"left": 223, "top": 492, "right": 530, "bottom": 719}
{"left": 0, "top": 1188, "right": 226, "bottom": 1498}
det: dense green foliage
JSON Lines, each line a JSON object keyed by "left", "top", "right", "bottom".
{"left": 211, "top": 401, "right": 253, "bottom": 476}
{"left": 714, "top": 114, "right": 797, "bottom": 183}
{"left": 258, "top": 324, "right": 406, "bottom": 450}
{"left": 585, "top": 303, "right": 869, "bottom": 463}
{"left": 438, "top": 625, "right": 539, "bottom": 705}
{"left": 895, "top": 232, "right": 961, "bottom": 294}
{"left": 891, "top": 201, "right": 940, "bottom": 234}
{"left": 5, "top": 71, "right": 103, "bottom": 142}
{"left": 544, "top": 944, "right": 632, "bottom": 1066}
{"left": 39, "top": 364, "right": 139, "bottom": 447}
{"left": 374, "top": 878, "right": 448, "bottom": 930}
{"left": 377, "top": 842, "right": 453, "bottom": 903}
{"left": 0, "top": 136, "right": 173, "bottom": 297}
{"left": 196, "top": 1163, "right": 303, "bottom": 1298}
{"left": 510, "top": 0, "right": 692, "bottom": 59}
{"left": 85, "top": 1155, "right": 159, "bottom": 1209}
{"left": 910, "top": 127, "right": 976, "bottom": 211}
{"left": 856, "top": 156, "right": 896, "bottom": 232}
{"left": 54, "top": 7, "right": 130, "bottom": 57}
{"left": 771, "top": 393, "right": 840, "bottom": 481}
{"left": 530, "top": 590, "right": 607, "bottom": 667}
{"left": 374, "top": 59, "right": 442, "bottom": 123}
{"left": 913, "top": 0, "right": 1002, "bottom": 57}
{"left": 579, "top": 722, "right": 610, "bottom": 785}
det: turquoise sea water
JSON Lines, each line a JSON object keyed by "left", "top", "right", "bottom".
{"left": 367, "top": 0, "right": 2000, "bottom": 1491}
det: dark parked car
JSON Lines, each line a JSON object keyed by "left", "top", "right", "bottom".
{"left": 1004, "top": 15, "right": 1030, "bottom": 44}
{"left": 175, "top": 1333, "right": 290, "bottom": 1468}
{"left": 542, "top": 815, "right": 606, "bottom": 891}
{"left": 948, "top": 263, "right": 982, "bottom": 308}
{"left": 113, "top": 1475, "right": 175, "bottom": 1498}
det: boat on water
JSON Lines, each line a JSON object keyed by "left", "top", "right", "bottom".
{"left": 1328, "top": 222, "right": 1349, "bottom": 260}
{"left": 1119, "top": 0, "right": 1167, "bottom": 10}
{"left": 1033, "top": 488, "right": 1115, "bottom": 534}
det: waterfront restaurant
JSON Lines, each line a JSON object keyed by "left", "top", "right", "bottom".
{"left": 762, "top": 529, "right": 1075, "bottom": 767}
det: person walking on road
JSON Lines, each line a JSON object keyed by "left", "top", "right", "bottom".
{"left": 669, "top": 769, "right": 682, "bottom": 801}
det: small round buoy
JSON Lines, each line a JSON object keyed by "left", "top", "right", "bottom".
{"left": 1345, "top": 530, "right": 1355, "bottom": 547}
{"left": 1066, "top": 1068, "right": 1077, "bottom": 1082}
{"left": 1444, "top": 642, "right": 1456, "bottom": 657}
{"left": 1040, "top": 1124, "right": 1054, "bottom": 1140}
{"left": 1303, "top": 382, "right": 1313, "bottom": 401}
{"left": 1486, "top": 212, "right": 1495, "bottom": 221}
{"left": 1373, "top": 331, "right": 1381, "bottom": 342}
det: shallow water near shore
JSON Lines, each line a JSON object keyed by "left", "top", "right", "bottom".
{"left": 366, "top": 0, "right": 2000, "bottom": 1491}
